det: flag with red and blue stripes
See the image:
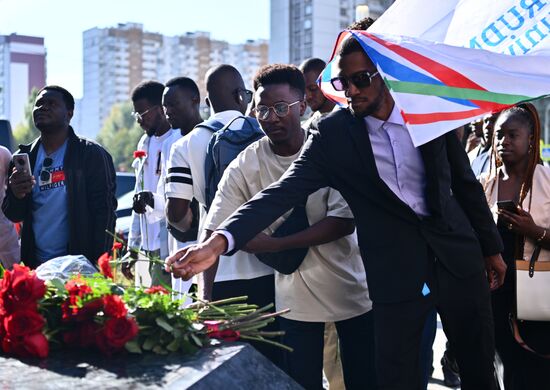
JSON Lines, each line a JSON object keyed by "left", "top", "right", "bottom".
{"left": 319, "top": 30, "right": 550, "bottom": 146}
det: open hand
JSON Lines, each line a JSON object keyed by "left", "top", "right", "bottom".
{"left": 165, "top": 234, "right": 228, "bottom": 280}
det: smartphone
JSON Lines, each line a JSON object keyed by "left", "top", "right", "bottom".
{"left": 12, "top": 153, "right": 32, "bottom": 173}
{"left": 497, "top": 200, "right": 518, "bottom": 213}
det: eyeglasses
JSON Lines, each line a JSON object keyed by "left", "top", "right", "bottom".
{"left": 131, "top": 106, "right": 158, "bottom": 122}
{"left": 254, "top": 101, "right": 301, "bottom": 120}
{"left": 235, "top": 88, "right": 254, "bottom": 104}
{"left": 330, "top": 70, "right": 379, "bottom": 91}
{"left": 40, "top": 157, "right": 53, "bottom": 184}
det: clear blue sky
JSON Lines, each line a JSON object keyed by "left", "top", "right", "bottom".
{"left": 0, "top": 0, "right": 270, "bottom": 98}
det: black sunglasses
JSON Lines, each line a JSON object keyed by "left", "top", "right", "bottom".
{"left": 40, "top": 157, "right": 53, "bottom": 183}
{"left": 330, "top": 70, "right": 379, "bottom": 91}
{"left": 235, "top": 88, "right": 253, "bottom": 104}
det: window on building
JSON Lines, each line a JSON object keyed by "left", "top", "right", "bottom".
{"left": 305, "top": 4, "right": 312, "bottom": 15}
{"left": 304, "top": 19, "right": 312, "bottom": 29}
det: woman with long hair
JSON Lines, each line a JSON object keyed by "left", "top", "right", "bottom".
{"left": 480, "top": 103, "right": 550, "bottom": 389}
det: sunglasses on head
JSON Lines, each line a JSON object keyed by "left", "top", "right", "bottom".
{"left": 330, "top": 70, "right": 379, "bottom": 91}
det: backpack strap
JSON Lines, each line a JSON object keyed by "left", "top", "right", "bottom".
{"left": 217, "top": 115, "right": 260, "bottom": 133}
{"left": 195, "top": 119, "right": 225, "bottom": 133}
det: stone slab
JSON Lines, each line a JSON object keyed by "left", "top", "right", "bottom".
{"left": 0, "top": 342, "right": 302, "bottom": 389}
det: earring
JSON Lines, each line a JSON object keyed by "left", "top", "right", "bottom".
{"left": 529, "top": 144, "right": 533, "bottom": 153}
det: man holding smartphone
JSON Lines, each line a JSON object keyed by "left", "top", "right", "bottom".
{"left": 2, "top": 85, "right": 117, "bottom": 268}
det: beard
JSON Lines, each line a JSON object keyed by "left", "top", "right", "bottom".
{"left": 348, "top": 89, "right": 385, "bottom": 119}
{"left": 145, "top": 127, "right": 157, "bottom": 137}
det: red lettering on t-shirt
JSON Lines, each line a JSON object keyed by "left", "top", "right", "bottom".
{"left": 52, "top": 170, "right": 65, "bottom": 183}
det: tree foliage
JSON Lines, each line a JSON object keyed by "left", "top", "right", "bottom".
{"left": 96, "top": 101, "right": 144, "bottom": 172}
{"left": 13, "top": 88, "right": 40, "bottom": 146}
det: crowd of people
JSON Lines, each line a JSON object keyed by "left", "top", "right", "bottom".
{"left": 1, "top": 17, "right": 550, "bottom": 390}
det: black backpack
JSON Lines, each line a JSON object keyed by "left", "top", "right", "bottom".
{"left": 202, "top": 116, "right": 264, "bottom": 210}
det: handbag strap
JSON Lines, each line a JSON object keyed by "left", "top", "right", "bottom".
{"left": 528, "top": 244, "right": 543, "bottom": 277}
{"left": 510, "top": 315, "right": 550, "bottom": 359}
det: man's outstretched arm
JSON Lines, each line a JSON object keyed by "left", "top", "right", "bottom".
{"left": 166, "top": 130, "right": 331, "bottom": 280}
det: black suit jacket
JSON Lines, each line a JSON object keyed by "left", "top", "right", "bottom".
{"left": 2, "top": 127, "right": 117, "bottom": 268}
{"left": 219, "top": 109, "right": 503, "bottom": 303}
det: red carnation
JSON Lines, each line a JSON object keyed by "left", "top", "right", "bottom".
{"left": 2, "top": 332, "right": 49, "bottom": 359}
{"left": 96, "top": 317, "right": 138, "bottom": 355}
{"left": 103, "top": 295, "right": 127, "bottom": 318}
{"left": 112, "top": 241, "right": 123, "bottom": 251}
{"left": 0, "top": 264, "right": 46, "bottom": 313}
{"left": 65, "top": 276, "right": 92, "bottom": 297}
{"left": 64, "top": 322, "right": 99, "bottom": 347}
{"left": 73, "top": 299, "right": 104, "bottom": 322}
{"left": 133, "top": 150, "right": 147, "bottom": 159}
{"left": 98, "top": 252, "right": 114, "bottom": 279}
{"left": 4, "top": 309, "right": 45, "bottom": 337}
{"left": 204, "top": 320, "right": 240, "bottom": 342}
{"left": 144, "top": 286, "right": 169, "bottom": 295}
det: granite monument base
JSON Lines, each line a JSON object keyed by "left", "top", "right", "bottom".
{"left": 0, "top": 342, "right": 302, "bottom": 389}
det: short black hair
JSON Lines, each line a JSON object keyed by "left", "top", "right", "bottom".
{"left": 338, "top": 36, "right": 365, "bottom": 57}
{"left": 299, "top": 58, "right": 326, "bottom": 75}
{"left": 347, "top": 17, "right": 376, "bottom": 31}
{"left": 165, "top": 77, "right": 200, "bottom": 100}
{"left": 131, "top": 80, "right": 165, "bottom": 105}
{"left": 38, "top": 85, "right": 75, "bottom": 111}
{"left": 253, "top": 64, "right": 305, "bottom": 96}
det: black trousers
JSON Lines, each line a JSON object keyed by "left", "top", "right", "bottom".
{"left": 279, "top": 310, "right": 376, "bottom": 390}
{"left": 373, "top": 258, "right": 496, "bottom": 390}
{"left": 492, "top": 288, "right": 550, "bottom": 389}
{"left": 212, "top": 274, "right": 283, "bottom": 368}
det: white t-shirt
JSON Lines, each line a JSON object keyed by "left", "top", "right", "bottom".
{"left": 128, "top": 130, "right": 174, "bottom": 252}
{"left": 204, "top": 133, "right": 372, "bottom": 322}
{"left": 166, "top": 110, "right": 273, "bottom": 281}
{"left": 0, "top": 146, "right": 20, "bottom": 268}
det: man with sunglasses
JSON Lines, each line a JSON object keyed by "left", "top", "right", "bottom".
{"left": 123, "top": 81, "right": 175, "bottom": 287}
{"left": 201, "top": 63, "right": 374, "bottom": 389}
{"left": 167, "top": 37, "right": 506, "bottom": 389}
{"left": 2, "top": 85, "right": 116, "bottom": 268}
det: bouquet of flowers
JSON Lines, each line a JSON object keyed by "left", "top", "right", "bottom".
{"left": 0, "top": 247, "right": 289, "bottom": 359}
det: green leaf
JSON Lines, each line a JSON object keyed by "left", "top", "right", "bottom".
{"left": 190, "top": 333, "right": 203, "bottom": 347}
{"left": 125, "top": 340, "right": 142, "bottom": 354}
{"left": 142, "top": 334, "right": 158, "bottom": 351}
{"left": 152, "top": 345, "right": 168, "bottom": 355}
{"left": 155, "top": 317, "right": 174, "bottom": 332}
{"left": 50, "top": 278, "right": 66, "bottom": 294}
{"left": 166, "top": 338, "right": 180, "bottom": 352}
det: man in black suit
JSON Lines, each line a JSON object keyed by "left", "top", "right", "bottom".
{"left": 166, "top": 38, "right": 506, "bottom": 390}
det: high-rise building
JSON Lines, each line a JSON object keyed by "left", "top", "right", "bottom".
{"left": 81, "top": 23, "right": 268, "bottom": 139}
{"left": 0, "top": 34, "right": 46, "bottom": 127}
{"left": 270, "top": 0, "right": 394, "bottom": 65}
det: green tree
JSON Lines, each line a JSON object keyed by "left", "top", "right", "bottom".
{"left": 13, "top": 88, "right": 40, "bottom": 145}
{"left": 96, "top": 101, "right": 144, "bottom": 172}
